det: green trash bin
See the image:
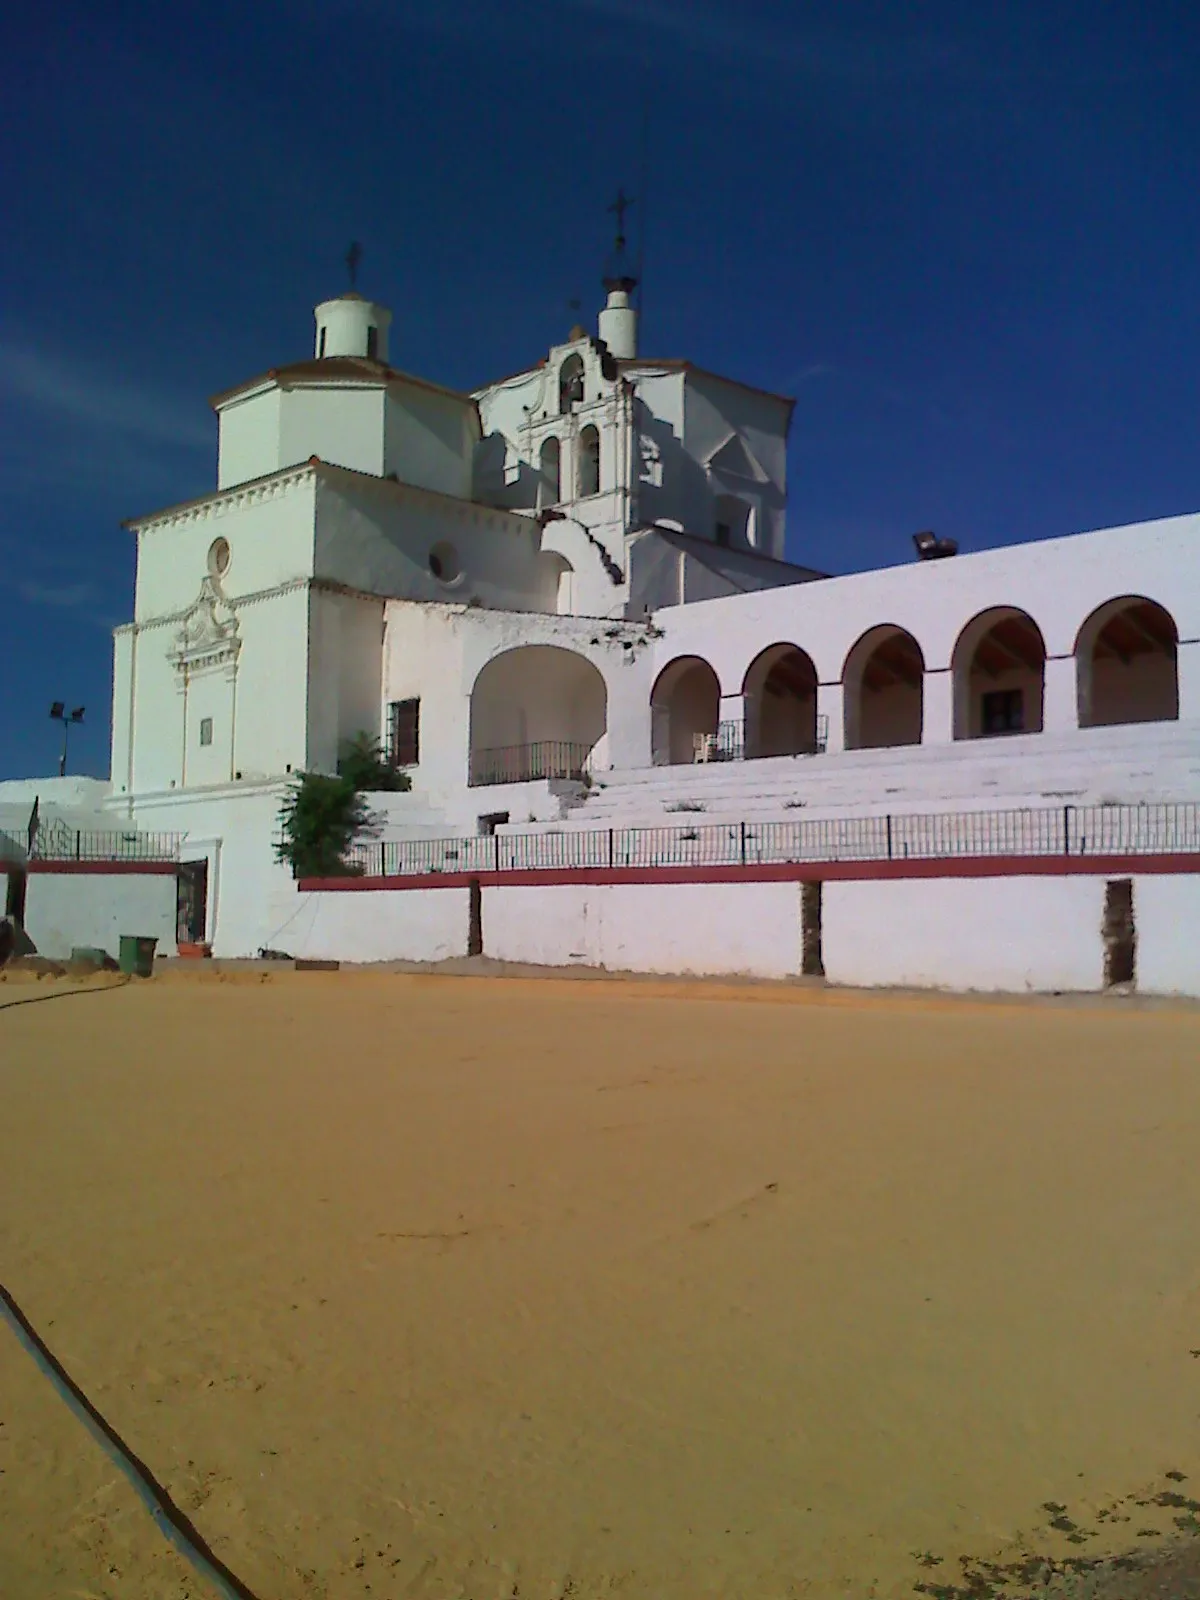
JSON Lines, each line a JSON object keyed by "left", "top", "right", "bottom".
{"left": 118, "top": 935, "right": 158, "bottom": 978}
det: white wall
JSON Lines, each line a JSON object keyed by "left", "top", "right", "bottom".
{"left": 122, "top": 784, "right": 299, "bottom": 959}
{"left": 382, "top": 601, "right": 655, "bottom": 812}
{"left": 484, "top": 882, "right": 801, "bottom": 977}
{"left": 306, "top": 588, "right": 385, "bottom": 774}
{"left": 216, "top": 389, "right": 282, "bottom": 490}
{"left": 132, "top": 469, "right": 316, "bottom": 623}
{"left": 1134, "top": 875, "right": 1200, "bottom": 995}
{"left": 287, "top": 887, "right": 470, "bottom": 962}
{"left": 384, "top": 385, "right": 476, "bottom": 499}
{"left": 24, "top": 871, "right": 177, "bottom": 961}
{"left": 822, "top": 876, "right": 1106, "bottom": 992}
{"left": 649, "top": 513, "right": 1200, "bottom": 752}
{"left": 279, "top": 386, "right": 385, "bottom": 478}
{"left": 314, "top": 470, "right": 553, "bottom": 615}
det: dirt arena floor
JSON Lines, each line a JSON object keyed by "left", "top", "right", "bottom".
{"left": 2, "top": 966, "right": 1200, "bottom": 1600}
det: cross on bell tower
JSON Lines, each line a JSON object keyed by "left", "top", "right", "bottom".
{"left": 345, "top": 240, "right": 363, "bottom": 291}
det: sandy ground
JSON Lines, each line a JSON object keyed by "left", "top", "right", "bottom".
{"left": 2, "top": 967, "right": 1199, "bottom": 1600}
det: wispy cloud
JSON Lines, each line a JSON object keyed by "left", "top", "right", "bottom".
{"left": 18, "top": 580, "right": 97, "bottom": 609}
{"left": 0, "top": 340, "right": 211, "bottom": 451}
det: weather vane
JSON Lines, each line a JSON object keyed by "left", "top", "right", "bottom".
{"left": 607, "top": 188, "right": 633, "bottom": 248}
{"left": 345, "top": 240, "right": 363, "bottom": 289}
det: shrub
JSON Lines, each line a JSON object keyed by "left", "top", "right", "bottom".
{"left": 337, "top": 731, "right": 412, "bottom": 793}
{"left": 276, "top": 773, "right": 372, "bottom": 879}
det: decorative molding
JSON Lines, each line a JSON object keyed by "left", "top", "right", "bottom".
{"left": 171, "top": 577, "right": 241, "bottom": 676}
{"left": 134, "top": 576, "right": 309, "bottom": 634}
{"left": 130, "top": 464, "right": 314, "bottom": 536}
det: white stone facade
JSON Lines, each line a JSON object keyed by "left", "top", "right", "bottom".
{"left": 7, "top": 262, "right": 1195, "bottom": 983}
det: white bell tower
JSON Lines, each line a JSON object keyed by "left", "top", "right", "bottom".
{"left": 314, "top": 243, "right": 392, "bottom": 361}
{"left": 597, "top": 191, "right": 639, "bottom": 361}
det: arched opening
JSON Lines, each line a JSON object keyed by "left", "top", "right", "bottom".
{"left": 742, "top": 644, "right": 818, "bottom": 758}
{"left": 713, "top": 493, "right": 749, "bottom": 549}
{"left": 1075, "top": 596, "right": 1179, "bottom": 727}
{"left": 537, "top": 550, "right": 575, "bottom": 615}
{"left": 470, "top": 646, "right": 606, "bottom": 785}
{"left": 578, "top": 425, "right": 601, "bottom": 498}
{"left": 843, "top": 625, "right": 925, "bottom": 749}
{"left": 651, "top": 656, "right": 721, "bottom": 765}
{"left": 538, "top": 437, "right": 561, "bottom": 507}
{"left": 952, "top": 608, "right": 1046, "bottom": 739}
{"left": 559, "top": 354, "right": 585, "bottom": 413}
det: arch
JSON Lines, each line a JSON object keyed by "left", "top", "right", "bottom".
{"left": 742, "top": 643, "right": 818, "bottom": 758}
{"left": 842, "top": 625, "right": 925, "bottom": 749}
{"left": 1074, "top": 596, "right": 1178, "bottom": 728}
{"left": 538, "top": 436, "right": 561, "bottom": 507}
{"left": 650, "top": 656, "right": 721, "bottom": 766}
{"left": 714, "top": 493, "right": 749, "bottom": 548}
{"left": 578, "top": 425, "right": 601, "bottom": 497}
{"left": 469, "top": 645, "right": 606, "bottom": 785}
{"left": 952, "top": 607, "right": 1046, "bottom": 739}
{"left": 537, "top": 550, "right": 575, "bottom": 614}
{"left": 558, "top": 354, "right": 585, "bottom": 412}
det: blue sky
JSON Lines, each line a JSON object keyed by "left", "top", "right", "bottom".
{"left": 3, "top": 0, "right": 1198, "bottom": 779}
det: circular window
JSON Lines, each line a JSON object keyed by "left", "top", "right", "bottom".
{"left": 428, "top": 541, "right": 461, "bottom": 584}
{"left": 207, "top": 537, "right": 231, "bottom": 578}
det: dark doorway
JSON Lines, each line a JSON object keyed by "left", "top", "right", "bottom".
{"left": 468, "top": 877, "right": 483, "bottom": 958}
{"left": 177, "top": 860, "right": 209, "bottom": 945}
{"left": 1103, "top": 879, "right": 1135, "bottom": 988}
{"left": 5, "top": 869, "right": 27, "bottom": 925}
{"left": 801, "top": 880, "right": 824, "bottom": 977}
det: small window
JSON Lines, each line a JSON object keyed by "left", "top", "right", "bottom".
{"left": 578, "top": 426, "right": 601, "bottom": 497}
{"left": 714, "top": 523, "right": 731, "bottom": 548}
{"left": 318, "top": 326, "right": 327, "bottom": 358}
{"left": 388, "top": 698, "right": 420, "bottom": 767}
{"left": 981, "top": 688, "right": 1024, "bottom": 734}
{"left": 199, "top": 717, "right": 214, "bottom": 747}
{"left": 366, "top": 325, "right": 378, "bottom": 360}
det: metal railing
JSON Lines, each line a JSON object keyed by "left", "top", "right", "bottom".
{"left": 345, "top": 800, "right": 1200, "bottom": 880}
{"left": 27, "top": 818, "right": 182, "bottom": 864}
{"left": 469, "top": 740, "right": 593, "bottom": 787}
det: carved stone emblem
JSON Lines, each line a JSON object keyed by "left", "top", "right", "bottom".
{"left": 171, "top": 576, "right": 241, "bottom": 674}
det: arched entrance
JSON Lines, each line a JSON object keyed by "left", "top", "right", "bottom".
{"left": 742, "top": 644, "right": 818, "bottom": 758}
{"left": 651, "top": 656, "right": 720, "bottom": 765}
{"left": 842, "top": 626, "right": 925, "bottom": 749}
{"left": 469, "top": 646, "right": 606, "bottom": 785}
{"left": 1075, "top": 596, "right": 1179, "bottom": 727}
{"left": 952, "top": 608, "right": 1046, "bottom": 739}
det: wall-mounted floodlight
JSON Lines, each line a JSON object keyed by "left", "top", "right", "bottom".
{"left": 913, "top": 530, "right": 959, "bottom": 561}
{"left": 49, "top": 703, "right": 85, "bottom": 777}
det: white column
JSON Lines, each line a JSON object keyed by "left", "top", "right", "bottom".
{"left": 719, "top": 693, "right": 746, "bottom": 758}
{"left": 1042, "top": 655, "right": 1078, "bottom": 734}
{"left": 817, "top": 682, "right": 844, "bottom": 753}
{"left": 1177, "top": 639, "right": 1200, "bottom": 722}
{"left": 921, "top": 669, "right": 954, "bottom": 744}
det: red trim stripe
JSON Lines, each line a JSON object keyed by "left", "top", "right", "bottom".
{"left": 26, "top": 861, "right": 178, "bottom": 877}
{"left": 299, "top": 853, "right": 1200, "bottom": 893}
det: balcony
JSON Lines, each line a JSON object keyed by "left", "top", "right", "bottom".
{"left": 469, "top": 740, "right": 593, "bottom": 788}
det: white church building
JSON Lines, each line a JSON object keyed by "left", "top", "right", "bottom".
{"left": 3, "top": 238, "right": 1198, "bottom": 992}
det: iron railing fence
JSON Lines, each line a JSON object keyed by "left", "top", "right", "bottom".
{"left": 469, "top": 740, "right": 593, "bottom": 788}
{"left": 28, "top": 820, "right": 183, "bottom": 864}
{"left": 345, "top": 801, "right": 1200, "bottom": 880}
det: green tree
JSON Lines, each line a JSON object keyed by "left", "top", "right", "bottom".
{"left": 276, "top": 773, "right": 372, "bottom": 879}
{"left": 337, "top": 731, "right": 412, "bottom": 793}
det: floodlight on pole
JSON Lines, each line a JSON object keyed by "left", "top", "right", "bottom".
{"left": 49, "top": 702, "right": 85, "bottom": 777}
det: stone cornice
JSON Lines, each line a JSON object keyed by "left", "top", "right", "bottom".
{"left": 131, "top": 576, "right": 311, "bottom": 633}
{"left": 124, "top": 464, "right": 315, "bottom": 535}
